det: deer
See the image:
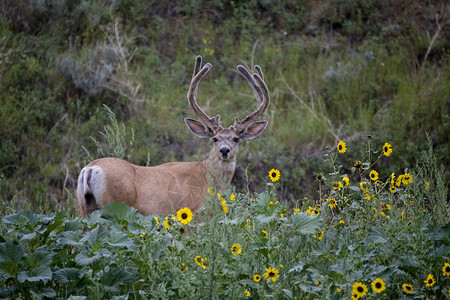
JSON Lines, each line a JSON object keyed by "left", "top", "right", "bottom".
{"left": 76, "top": 55, "right": 270, "bottom": 218}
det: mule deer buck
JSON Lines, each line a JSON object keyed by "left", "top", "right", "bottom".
{"left": 77, "top": 56, "right": 270, "bottom": 218}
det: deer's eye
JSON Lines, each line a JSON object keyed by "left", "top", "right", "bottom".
{"left": 212, "top": 137, "right": 219, "bottom": 142}
{"left": 233, "top": 137, "right": 239, "bottom": 143}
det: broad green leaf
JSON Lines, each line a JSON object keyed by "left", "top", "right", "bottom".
{"left": 365, "top": 226, "right": 387, "bottom": 245}
{"left": 101, "top": 202, "right": 137, "bottom": 223}
{"left": 290, "top": 213, "right": 322, "bottom": 234}
{"left": 255, "top": 214, "right": 276, "bottom": 225}
{"left": 53, "top": 268, "right": 84, "bottom": 284}
{"left": 289, "top": 261, "right": 305, "bottom": 273}
{"left": 81, "top": 225, "right": 109, "bottom": 248}
{"left": 281, "top": 289, "right": 293, "bottom": 299}
{"left": 28, "top": 247, "right": 54, "bottom": 268}
{"left": 0, "top": 241, "right": 25, "bottom": 263}
{"left": 75, "top": 252, "right": 103, "bottom": 266}
{"left": 58, "top": 230, "right": 84, "bottom": 246}
{"left": 101, "top": 267, "right": 139, "bottom": 293}
{"left": 107, "top": 231, "right": 134, "bottom": 249}
{"left": 68, "top": 296, "right": 87, "bottom": 300}
{"left": 17, "top": 266, "right": 52, "bottom": 284}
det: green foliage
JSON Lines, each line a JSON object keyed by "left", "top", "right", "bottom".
{"left": 0, "top": 151, "right": 448, "bottom": 298}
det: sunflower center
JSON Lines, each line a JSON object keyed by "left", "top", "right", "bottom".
{"left": 446, "top": 266, "right": 450, "bottom": 272}
{"left": 269, "top": 272, "right": 274, "bottom": 277}
{"left": 406, "top": 286, "right": 411, "bottom": 290}
{"left": 271, "top": 172, "right": 276, "bottom": 177}
{"left": 338, "top": 145, "right": 342, "bottom": 150}
{"left": 375, "top": 282, "right": 381, "bottom": 288}
{"left": 428, "top": 279, "right": 432, "bottom": 283}
{"left": 357, "top": 287, "right": 363, "bottom": 293}
{"left": 181, "top": 213, "right": 188, "bottom": 219}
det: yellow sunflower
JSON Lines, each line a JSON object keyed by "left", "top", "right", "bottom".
{"left": 253, "top": 274, "right": 261, "bottom": 282}
{"left": 360, "top": 181, "right": 369, "bottom": 191}
{"left": 244, "top": 290, "right": 250, "bottom": 297}
{"left": 424, "top": 274, "right": 436, "bottom": 287}
{"left": 231, "top": 243, "right": 242, "bottom": 256}
{"left": 371, "top": 278, "right": 386, "bottom": 293}
{"left": 268, "top": 168, "right": 281, "bottom": 182}
{"left": 402, "top": 283, "right": 413, "bottom": 294}
{"left": 343, "top": 176, "right": 350, "bottom": 186}
{"left": 221, "top": 200, "right": 228, "bottom": 213}
{"left": 327, "top": 198, "right": 337, "bottom": 208}
{"left": 352, "top": 282, "right": 368, "bottom": 298}
{"left": 383, "top": 142, "right": 393, "bottom": 157}
{"left": 337, "top": 140, "right": 346, "bottom": 153}
{"left": 176, "top": 207, "right": 193, "bottom": 225}
{"left": 369, "top": 170, "right": 379, "bottom": 181}
{"left": 443, "top": 262, "right": 450, "bottom": 276}
{"left": 264, "top": 267, "right": 280, "bottom": 283}
{"left": 314, "top": 230, "right": 324, "bottom": 240}
{"left": 402, "top": 173, "right": 413, "bottom": 185}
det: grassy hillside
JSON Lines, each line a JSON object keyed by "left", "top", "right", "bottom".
{"left": 0, "top": 0, "right": 448, "bottom": 214}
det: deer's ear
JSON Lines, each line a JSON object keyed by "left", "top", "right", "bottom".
{"left": 184, "top": 118, "right": 214, "bottom": 138}
{"left": 239, "top": 121, "right": 268, "bottom": 140}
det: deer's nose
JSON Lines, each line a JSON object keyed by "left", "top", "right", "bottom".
{"left": 220, "top": 148, "right": 230, "bottom": 157}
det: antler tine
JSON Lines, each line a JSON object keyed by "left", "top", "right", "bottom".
{"left": 234, "top": 65, "right": 270, "bottom": 132}
{"left": 187, "top": 56, "right": 220, "bottom": 129}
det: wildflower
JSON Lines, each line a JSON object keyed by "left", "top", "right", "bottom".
{"left": 369, "top": 170, "right": 379, "bottom": 181}
{"left": 231, "top": 243, "right": 242, "bottom": 256}
{"left": 293, "top": 208, "right": 300, "bottom": 214}
{"left": 316, "top": 173, "right": 323, "bottom": 181}
{"left": 194, "top": 256, "right": 208, "bottom": 269}
{"left": 333, "top": 181, "right": 343, "bottom": 191}
{"left": 390, "top": 186, "right": 396, "bottom": 193}
{"left": 217, "top": 193, "right": 225, "bottom": 201}
{"left": 343, "top": 176, "right": 350, "bottom": 186}
{"left": 425, "top": 182, "right": 430, "bottom": 190}
{"left": 262, "top": 229, "right": 268, "bottom": 238}
{"left": 268, "top": 169, "right": 281, "bottom": 182}
{"left": 424, "top": 274, "right": 436, "bottom": 287}
{"left": 402, "top": 284, "right": 413, "bottom": 294}
{"left": 264, "top": 267, "right": 280, "bottom": 283}
{"left": 336, "top": 287, "right": 342, "bottom": 293}
{"left": 371, "top": 278, "right": 386, "bottom": 293}
{"left": 244, "top": 290, "right": 250, "bottom": 297}
{"left": 340, "top": 220, "right": 345, "bottom": 224}
{"left": 402, "top": 173, "right": 412, "bottom": 185}
{"left": 396, "top": 175, "right": 404, "bottom": 187}
{"left": 140, "top": 232, "right": 144, "bottom": 238}
{"left": 360, "top": 181, "right": 369, "bottom": 191}
{"left": 316, "top": 279, "right": 323, "bottom": 285}
{"left": 383, "top": 142, "right": 393, "bottom": 157}
{"left": 163, "top": 218, "right": 170, "bottom": 230}
{"left": 443, "top": 263, "right": 450, "bottom": 276}
{"left": 176, "top": 207, "right": 193, "bottom": 225}
{"left": 337, "top": 141, "right": 346, "bottom": 153}
{"left": 230, "top": 194, "right": 236, "bottom": 201}
{"left": 352, "top": 282, "right": 368, "bottom": 298}
{"left": 221, "top": 201, "right": 228, "bottom": 213}
{"left": 354, "top": 161, "right": 362, "bottom": 169}
{"left": 253, "top": 274, "right": 261, "bottom": 282}
{"left": 327, "top": 198, "right": 337, "bottom": 208}
{"left": 385, "top": 204, "right": 391, "bottom": 210}
{"left": 194, "top": 255, "right": 202, "bottom": 266}
{"left": 246, "top": 219, "right": 251, "bottom": 228}
{"left": 314, "top": 230, "right": 324, "bottom": 240}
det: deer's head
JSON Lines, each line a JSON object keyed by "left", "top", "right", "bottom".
{"left": 184, "top": 56, "right": 270, "bottom": 163}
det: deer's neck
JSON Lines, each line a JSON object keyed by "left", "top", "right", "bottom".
{"left": 204, "top": 150, "right": 236, "bottom": 192}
